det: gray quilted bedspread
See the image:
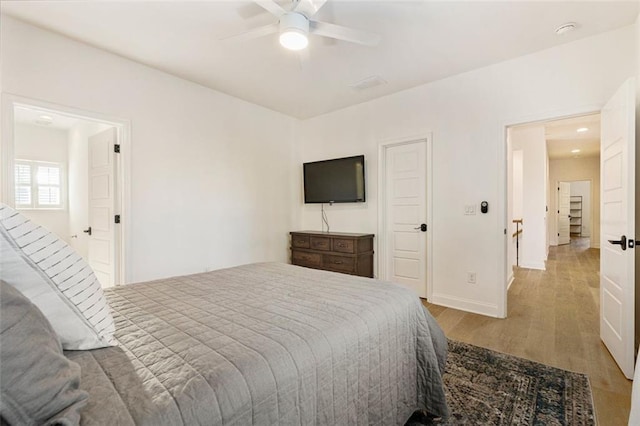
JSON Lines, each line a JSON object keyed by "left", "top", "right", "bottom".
{"left": 66, "top": 262, "right": 448, "bottom": 425}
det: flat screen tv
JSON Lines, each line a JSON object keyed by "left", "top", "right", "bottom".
{"left": 303, "top": 155, "right": 365, "bottom": 204}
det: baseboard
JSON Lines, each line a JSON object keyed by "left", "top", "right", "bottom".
{"left": 429, "top": 294, "right": 499, "bottom": 317}
{"left": 591, "top": 242, "right": 600, "bottom": 249}
{"left": 519, "top": 260, "right": 546, "bottom": 270}
{"left": 507, "top": 273, "right": 515, "bottom": 290}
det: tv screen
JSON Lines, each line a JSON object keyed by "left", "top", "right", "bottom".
{"left": 303, "top": 155, "right": 365, "bottom": 204}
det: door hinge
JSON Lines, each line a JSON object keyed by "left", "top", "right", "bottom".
{"left": 114, "top": 215, "right": 121, "bottom": 224}
{"left": 504, "top": 228, "right": 507, "bottom": 235}
{"left": 557, "top": 210, "right": 560, "bottom": 214}
{"left": 114, "top": 144, "right": 121, "bottom": 153}
{"left": 557, "top": 233, "right": 560, "bottom": 236}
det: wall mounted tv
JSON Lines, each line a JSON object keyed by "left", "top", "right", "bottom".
{"left": 303, "top": 155, "right": 365, "bottom": 204}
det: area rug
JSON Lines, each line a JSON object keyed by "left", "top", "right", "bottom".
{"left": 407, "top": 340, "right": 596, "bottom": 425}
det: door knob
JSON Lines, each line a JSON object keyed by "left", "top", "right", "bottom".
{"left": 83, "top": 227, "right": 92, "bottom": 236}
{"left": 414, "top": 224, "right": 427, "bottom": 232}
{"left": 608, "top": 235, "right": 626, "bottom": 251}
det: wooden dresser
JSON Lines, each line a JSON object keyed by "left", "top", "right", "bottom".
{"left": 290, "top": 231, "right": 374, "bottom": 278}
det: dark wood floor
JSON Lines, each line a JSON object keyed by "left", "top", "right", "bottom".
{"left": 424, "top": 237, "right": 631, "bottom": 426}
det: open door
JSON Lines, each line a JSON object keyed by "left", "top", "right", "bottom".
{"left": 558, "top": 181, "right": 571, "bottom": 245}
{"left": 600, "top": 77, "right": 635, "bottom": 379}
{"left": 87, "top": 127, "right": 117, "bottom": 288}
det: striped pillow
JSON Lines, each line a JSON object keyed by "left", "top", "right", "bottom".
{"left": 0, "top": 204, "right": 116, "bottom": 350}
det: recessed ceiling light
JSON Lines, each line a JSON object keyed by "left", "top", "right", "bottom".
{"left": 555, "top": 22, "right": 577, "bottom": 35}
{"left": 571, "top": 149, "right": 581, "bottom": 153}
{"left": 576, "top": 127, "right": 589, "bottom": 133}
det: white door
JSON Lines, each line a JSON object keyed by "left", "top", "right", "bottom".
{"left": 385, "top": 141, "right": 427, "bottom": 298}
{"left": 558, "top": 182, "right": 571, "bottom": 245}
{"left": 88, "top": 127, "right": 117, "bottom": 288}
{"left": 600, "top": 78, "right": 635, "bottom": 379}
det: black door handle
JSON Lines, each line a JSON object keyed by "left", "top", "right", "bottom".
{"left": 608, "top": 235, "right": 626, "bottom": 251}
{"left": 83, "top": 226, "right": 92, "bottom": 236}
{"left": 414, "top": 224, "right": 427, "bottom": 232}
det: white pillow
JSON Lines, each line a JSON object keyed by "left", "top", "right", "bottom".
{"left": 0, "top": 203, "right": 116, "bottom": 350}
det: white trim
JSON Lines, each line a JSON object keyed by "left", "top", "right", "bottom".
{"left": 1, "top": 93, "right": 132, "bottom": 285}
{"left": 377, "top": 133, "right": 433, "bottom": 300}
{"left": 430, "top": 293, "right": 499, "bottom": 318}
{"left": 498, "top": 103, "right": 603, "bottom": 319}
{"left": 507, "top": 273, "right": 515, "bottom": 290}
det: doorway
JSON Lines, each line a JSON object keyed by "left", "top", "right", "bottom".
{"left": 506, "top": 113, "right": 601, "bottom": 281}
{"left": 1, "top": 96, "right": 129, "bottom": 287}
{"left": 557, "top": 180, "right": 593, "bottom": 247}
{"left": 377, "top": 135, "right": 433, "bottom": 299}
{"left": 504, "top": 79, "right": 636, "bottom": 379}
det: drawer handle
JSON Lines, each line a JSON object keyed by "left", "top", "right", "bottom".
{"left": 333, "top": 260, "right": 343, "bottom": 264}
{"left": 301, "top": 256, "right": 309, "bottom": 261}
{"left": 297, "top": 240, "right": 306, "bottom": 244}
{"left": 337, "top": 243, "right": 345, "bottom": 247}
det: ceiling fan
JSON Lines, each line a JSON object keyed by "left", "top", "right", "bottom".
{"left": 224, "top": 0, "right": 381, "bottom": 50}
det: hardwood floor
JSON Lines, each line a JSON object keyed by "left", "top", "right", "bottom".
{"left": 424, "top": 237, "right": 632, "bottom": 425}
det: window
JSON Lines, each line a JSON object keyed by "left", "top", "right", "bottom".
{"left": 14, "top": 160, "right": 65, "bottom": 209}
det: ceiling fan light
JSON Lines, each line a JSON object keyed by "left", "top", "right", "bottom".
{"left": 280, "top": 30, "right": 308, "bottom": 50}
{"left": 279, "top": 12, "right": 309, "bottom": 50}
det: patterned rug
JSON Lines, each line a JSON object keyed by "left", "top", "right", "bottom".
{"left": 407, "top": 340, "right": 596, "bottom": 425}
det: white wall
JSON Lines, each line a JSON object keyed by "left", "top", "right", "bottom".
{"left": 297, "top": 25, "right": 635, "bottom": 317}
{"left": 67, "top": 120, "right": 111, "bottom": 259}
{"left": 508, "top": 142, "right": 523, "bottom": 281}
{"left": 1, "top": 16, "right": 298, "bottom": 283}
{"left": 570, "top": 180, "right": 592, "bottom": 237}
{"left": 510, "top": 125, "right": 548, "bottom": 270}
{"left": 635, "top": 12, "right": 640, "bottom": 352}
{"left": 549, "top": 157, "right": 600, "bottom": 248}
{"left": 13, "top": 122, "right": 70, "bottom": 241}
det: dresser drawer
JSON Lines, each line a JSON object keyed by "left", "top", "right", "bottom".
{"left": 292, "top": 251, "right": 322, "bottom": 267}
{"left": 291, "top": 234, "right": 310, "bottom": 248}
{"left": 310, "top": 236, "right": 331, "bottom": 251}
{"left": 332, "top": 238, "right": 354, "bottom": 253}
{"left": 323, "top": 254, "right": 356, "bottom": 273}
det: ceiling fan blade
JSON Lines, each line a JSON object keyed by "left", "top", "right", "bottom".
{"left": 253, "top": 0, "right": 287, "bottom": 18}
{"left": 310, "top": 20, "right": 381, "bottom": 46}
{"left": 293, "top": 0, "right": 327, "bottom": 18}
{"left": 220, "top": 23, "right": 278, "bottom": 42}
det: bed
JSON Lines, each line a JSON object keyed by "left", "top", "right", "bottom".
{"left": 61, "top": 262, "right": 449, "bottom": 425}
{"left": 1, "top": 204, "right": 447, "bottom": 424}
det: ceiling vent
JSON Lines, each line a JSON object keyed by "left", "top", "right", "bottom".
{"left": 350, "top": 75, "right": 387, "bottom": 91}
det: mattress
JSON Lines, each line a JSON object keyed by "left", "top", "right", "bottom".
{"left": 66, "top": 262, "right": 448, "bottom": 425}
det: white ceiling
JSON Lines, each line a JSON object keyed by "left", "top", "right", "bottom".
{"left": 14, "top": 106, "right": 79, "bottom": 130}
{"left": 546, "top": 113, "right": 601, "bottom": 160}
{"left": 2, "top": 1, "right": 637, "bottom": 119}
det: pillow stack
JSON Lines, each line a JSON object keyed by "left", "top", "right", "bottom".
{"left": 0, "top": 203, "right": 120, "bottom": 425}
{"left": 0, "top": 203, "right": 116, "bottom": 349}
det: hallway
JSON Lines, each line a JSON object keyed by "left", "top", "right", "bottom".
{"left": 425, "top": 238, "right": 631, "bottom": 425}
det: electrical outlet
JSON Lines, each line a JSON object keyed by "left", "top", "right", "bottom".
{"left": 465, "top": 205, "right": 476, "bottom": 215}
{"left": 467, "top": 272, "right": 477, "bottom": 284}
